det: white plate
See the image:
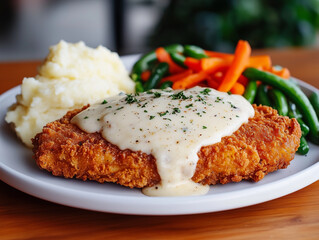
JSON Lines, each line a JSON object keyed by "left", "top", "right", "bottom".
{"left": 1, "top": 56, "right": 319, "bottom": 215}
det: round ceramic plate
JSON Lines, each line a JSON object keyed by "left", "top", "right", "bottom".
{"left": 1, "top": 55, "right": 319, "bottom": 215}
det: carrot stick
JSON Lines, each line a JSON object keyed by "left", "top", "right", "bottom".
{"left": 200, "top": 57, "right": 232, "bottom": 73}
{"left": 230, "top": 82, "right": 245, "bottom": 95}
{"left": 172, "top": 71, "right": 208, "bottom": 90}
{"left": 141, "top": 70, "right": 151, "bottom": 82}
{"left": 237, "top": 75, "right": 248, "bottom": 86}
{"left": 212, "top": 71, "right": 248, "bottom": 86}
{"left": 205, "top": 51, "right": 271, "bottom": 70}
{"left": 184, "top": 57, "right": 201, "bottom": 72}
{"left": 155, "top": 47, "right": 184, "bottom": 74}
{"left": 204, "top": 50, "right": 234, "bottom": 61}
{"left": 267, "top": 66, "right": 290, "bottom": 79}
{"left": 218, "top": 40, "right": 251, "bottom": 92}
{"left": 248, "top": 55, "right": 272, "bottom": 69}
{"left": 160, "top": 69, "right": 193, "bottom": 84}
{"left": 211, "top": 71, "right": 248, "bottom": 88}
{"left": 278, "top": 68, "right": 290, "bottom": 79}
{"left": 212, "top": 71, "right": 225, "bottom": 83}
{"left": 207, "top": 76, "right": 220, "bottom": 89}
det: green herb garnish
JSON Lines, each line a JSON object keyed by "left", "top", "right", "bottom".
{"left": 172, "top": 108, "right": 181, "bottom": 114}
{"left": 125, "top": 94, "right": 138, "bottom": 104}
{"left": 200, "top": 88, "right": 211, "bottom": 95}
{"left": 154, "top": 92, "right": 161, "bottom": 98}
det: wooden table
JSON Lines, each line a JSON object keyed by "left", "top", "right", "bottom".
{"left": 1, "top": 48, "right": 319, "bottom": 239}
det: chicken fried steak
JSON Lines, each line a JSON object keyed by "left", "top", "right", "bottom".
{"left": 32, "top": 104, "right": 301, "bottom": 190}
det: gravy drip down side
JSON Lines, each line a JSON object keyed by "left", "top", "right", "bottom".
{"left": 71, "top": 87, "right": 255, "bottom": 196}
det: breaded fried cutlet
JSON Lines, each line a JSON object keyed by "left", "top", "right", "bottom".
{"left": 32, "top": 105, "right": 301, "bottom": 188}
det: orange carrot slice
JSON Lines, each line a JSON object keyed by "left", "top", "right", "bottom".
{"left": 200, "top": 57, "right": 232, "bottom": 73}
{"left": 204, "top": 51, "right": 271, "bottom": 70}
{"left": 230, "top": 82, "right": 245, "bottom": 95}
{"left": 237, "top": 75, "right": 248, "bottom": 86}
{"left": 218, "top": 40, "right": 251, "bottom": 92}
{"left": 267, "top": 66, "right": 290, "bottom": 79}
{"left": 141, "top": 70, "right": 151, "bottom": 82}
{"left": 172, "top": 71, "right": 208, "bottom": 89}
{"left": 212, "top": 71, "right": 225, "bottom": 83}
{"left": 155, "top": 47, "right": 184, "bottom": 74}
{"left": 248, "top": 55, "right": 272, "bottom": 69}
{"left": 184, "top": 57, "right": 201, "bottom": 72}
{"left": 207, "top": 76, "right": 220, "bottom": 89}
{"left": 278, "top": 68, "right": 290, "bottom": 79}
{"left": 160, "top": 69, "right": 193, "bottom": 84}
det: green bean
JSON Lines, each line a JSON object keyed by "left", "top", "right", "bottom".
{"left": 131, "top": 74, "right": 145, "bottom": 93}
{"left": 256, "top": 84, "right": 271, "bottom": 106}
{"left": 309, "top": 91, "right": 319, "bottom": 118}
{"left": 288, "top": 101, "right": 310, "bottom": 156}
{"left": 243, "top": 68, "right": 319, "bottom": 144}
{"left": 170, "top": 52, "right": 187, "bottom": 68}
{"left": 144, "top": 62, "right": 169, "bottom": 91}
{"left": 268, "top": 88, "right": 288, "bottom": 116}
{"left": 184, "top": 45, "right": 208, "bottom": 59}
{"left": 298, "top": 119, "right": 310, "bottom": 137}
{"left": 243, "top": 80, "right": 257, "bottom": 104}
{"left": 131, "top": 52, "right": 156, "bottom": 76}
{"left": 288, "top": 101, "right": 309, "bottom": 137}
{"left": 135, "top": 81, "right": 144, "bottom": 93}
{"left": 164, "top": 44, "right": 184, "bottom": 54}
{"left": 160, "top": 81, "right": 173, "bottom": 89}
{"left": 297, "top": 136, "right": 309, "bottom": 155}
{"left": 131, "top": 44, "right": 184, "bottom": 75}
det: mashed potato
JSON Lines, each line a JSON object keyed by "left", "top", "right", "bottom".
{"left": 5, "top": 40, "right": 135, "bottom": 147}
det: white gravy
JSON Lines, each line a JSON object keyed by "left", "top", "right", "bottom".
{"left": 71, "top": 87, "right": 254, "bottom": 197}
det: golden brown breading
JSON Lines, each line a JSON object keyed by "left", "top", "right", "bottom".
{"left": 32, "top": 105, "right": 301, "bottom": 188}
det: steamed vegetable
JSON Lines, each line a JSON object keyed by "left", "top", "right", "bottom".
{"left": 298, "top": 137, "right": 310, "bottom": 155}
{"left": 243, "top": 67, "right": 319, "bottom": 145}
{"left": 155, "top": 47, "right": 185, "bottom": 74}
{"left": 132, "top": 40, "right": 290, "bottom": 93}
{"left": 268, "top": 88, "right": 289, "bottom": 116}
{"left": 243, "top": 80, "right": 257, "bottom": 104}
{"left": 288, "top": 102, "right": 310, "bottom": 137}
{"left": 256, "top": 84, "right": 271, "bottom": 107}
{"left": 131, "top": 44, "right": 183, "bottom": 76}
{"left": 218, "top": 40, "right": 251, "bottom": 92}
{"left": 144, "top": 62, "right": 169, "bottom": 91}
{"left": 184, "top": 45, "right": 208, "bottom": 59}
{"left": 309, "top": 92, "right": 319, "bottom": 118}
{"left": 170, "top": 52, "right": 187, "bottom": 68}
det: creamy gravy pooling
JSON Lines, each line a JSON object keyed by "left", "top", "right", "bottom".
{"left": 71, "top": 87, "right": 254, "bottom": 196}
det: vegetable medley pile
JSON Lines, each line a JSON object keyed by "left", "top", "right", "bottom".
{"left": 131, "top": 40, "right": 319, "bottom": 155}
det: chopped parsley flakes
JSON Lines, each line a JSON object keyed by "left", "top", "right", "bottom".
{"left": 125, "top": 94, "right": 138, "bottom": 104}
{"left": 200, "top": 88, "right": 211, "bottom": 95}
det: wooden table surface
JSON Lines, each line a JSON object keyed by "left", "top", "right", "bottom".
{"left": 1, "top": 48, "right": 319, "bottom": 239}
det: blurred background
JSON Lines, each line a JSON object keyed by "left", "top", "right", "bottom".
{"left": 0, "top": 0, "right": 319, "bottom": 61}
